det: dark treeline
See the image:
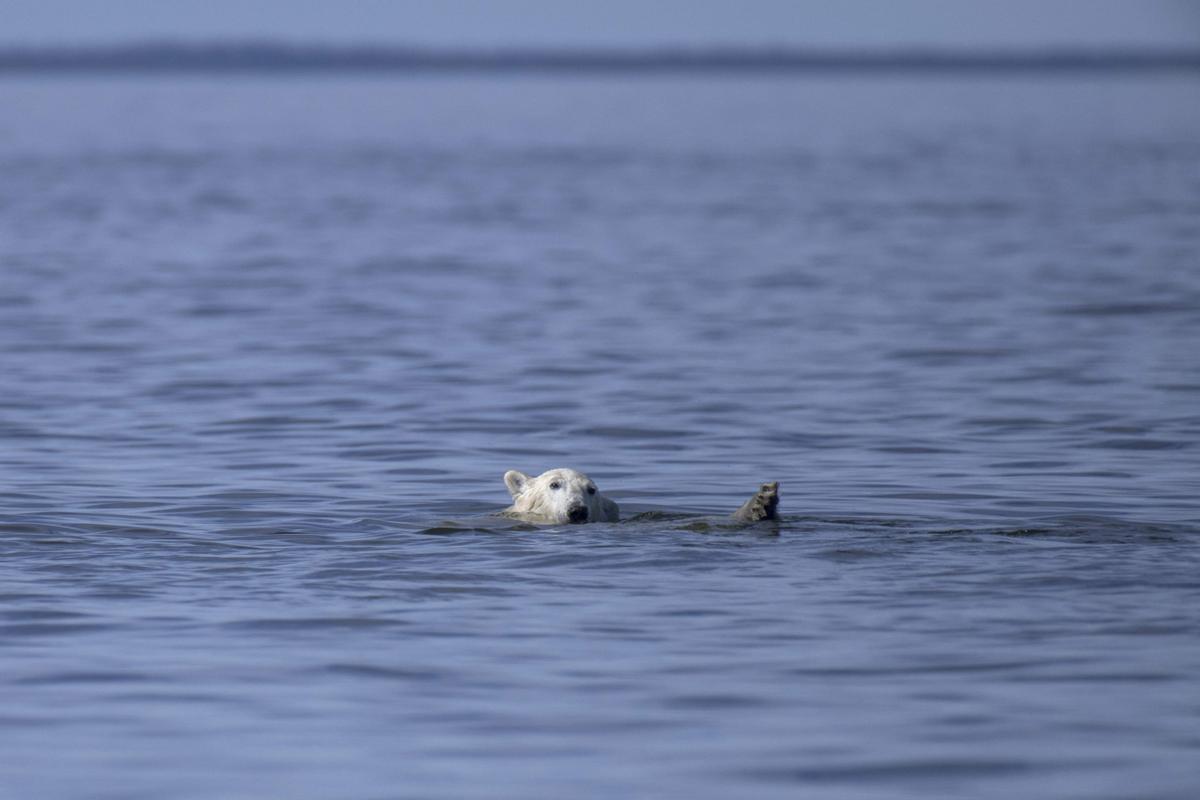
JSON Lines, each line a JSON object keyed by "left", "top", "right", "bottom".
{"left": 2, "top": 42, "right": 1200, "bottom": 74}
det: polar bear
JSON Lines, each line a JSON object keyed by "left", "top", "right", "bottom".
{"left": 502, "top": 468, "right": 779, "bottom": 525}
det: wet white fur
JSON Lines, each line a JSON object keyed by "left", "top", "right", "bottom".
{"left": 503, "top": 468, "right": 620, "bottom": 524}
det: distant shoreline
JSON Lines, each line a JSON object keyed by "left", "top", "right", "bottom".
{"left": 2, "top": 43, "right": 1200, "bottom": 74}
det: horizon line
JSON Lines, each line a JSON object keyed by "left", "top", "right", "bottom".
{"left": 3, "top": 41, "right": 1200, "bottom": 74}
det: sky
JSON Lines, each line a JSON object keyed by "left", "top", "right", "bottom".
{"left": 4, "top": 0, "right": 1200, "bottom": 49}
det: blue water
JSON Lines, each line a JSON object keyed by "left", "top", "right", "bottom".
{"left": 1, "top": 74, "right": 1199, "bottom": 799}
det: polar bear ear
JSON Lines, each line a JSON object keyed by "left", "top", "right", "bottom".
{"left": 504, "top": 470, "right": 530, "bottom": 498}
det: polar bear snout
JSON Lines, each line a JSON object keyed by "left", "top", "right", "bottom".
{"left": 567, "top": 505, "right": 589, "bottom": 523}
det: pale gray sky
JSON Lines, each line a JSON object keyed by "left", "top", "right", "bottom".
{"left": 5, "top": 0, "right": 1199, "bottom": 48}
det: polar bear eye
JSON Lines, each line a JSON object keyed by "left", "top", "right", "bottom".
{"left": 587, "top": 486, "right": 596, "bottom": 495}
{"left": 549, "top": 481, "right": 562, "bottom": 490}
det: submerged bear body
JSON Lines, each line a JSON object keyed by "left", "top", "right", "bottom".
{"left": 501, "top": 467, "right": 779, "bottom": 525}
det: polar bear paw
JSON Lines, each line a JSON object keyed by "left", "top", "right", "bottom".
{"left": 731, "top": 482, "right": 780, "bottom": 522}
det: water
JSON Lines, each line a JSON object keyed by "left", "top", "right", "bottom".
{"left": 1, "top": 73, "right": 1199, "bottom": 799}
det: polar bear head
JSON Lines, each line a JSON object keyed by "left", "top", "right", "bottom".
{"left": 503, "top": 468, "right": 619, "bottom": 524}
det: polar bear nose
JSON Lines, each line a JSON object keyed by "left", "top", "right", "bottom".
{"left": 567, "top": 505, "right": 589, "bottom": 523}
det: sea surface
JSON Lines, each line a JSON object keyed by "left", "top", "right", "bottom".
{"left": 1, "top": 73, "right": 1199, "bottom": 799}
